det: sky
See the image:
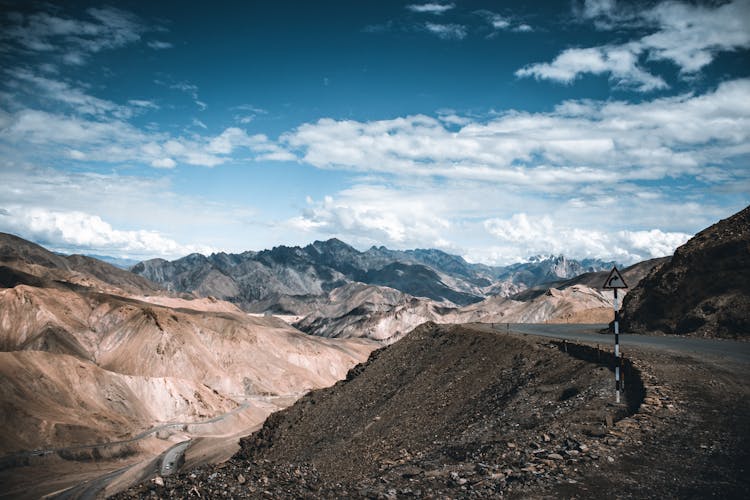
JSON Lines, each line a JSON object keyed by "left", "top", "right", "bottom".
{"left": 0, "top": 0, "right": 748, "bottom": 266}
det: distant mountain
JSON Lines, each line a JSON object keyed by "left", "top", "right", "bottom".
{"left": 511, "top": 257, "right": 669, "bottom": 301}
{"left": 85, "top": 254, "right": 140, "bottom": 269}
{"left": 131, "top": 239, "right": 617, "bottom": 313}
{"left": 620, "top": 205, "right": 750, "bottom": 338}
{"left": 497, "top": 255, "right": 616, "bottom": 289}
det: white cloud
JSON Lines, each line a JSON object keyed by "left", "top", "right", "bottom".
{"left": 407, "top": 3, "right": 455, "bottom": 15}
{"left": 282, "top": 179, "right": 715, "bottom": 265}
{"left": 475, "top": 10, "right": 533, "bottom": 33}
{"left": 147, "top": 40, "right": 173, "bottom": 49}
{"left": 519, "top": 0, "right": 750, "bottom": 90}
{"left": 579, "top": 0, "right": 617, "bottom": 20}
{"left": 151, "top": 157, "right": 176, "bottom": 168}
{"left": 282, "top": 79, "right": 750, "bottom": 187}
{"left": 0, "top": 166, "right": 260, "bottom": 259}
{"left": 482, "top": 213, "right": 691, "bottom": 264}
{"left": 287, "top": 186, "right": 451, "bottom": 248}
{"left": 642, "top": 0, "right": 750, "bottom": 73}
{"left": 128, "top": 99, "right": 159, "bottom": 110}
{"left": 516, "top": 45, "right": 668, "bottom": 91}
{"left": 424, "top": 23, "right": 467, "bottom": 40}
{"left": 0, "top": 103, "right": 293, "bottom": 168}
{"left": 6, "top": 68, "right": 135, "bottom": 118}
{"left": 0, "top": 207, "right": 212, "bottom": 258}
{"left": 162, "top": 80, "right": 207, "bottom": 110}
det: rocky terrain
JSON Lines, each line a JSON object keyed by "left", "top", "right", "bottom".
{"left": 116, "top": 323, "right": 750, "bottom": 498}
{"left": 0, "top": 234, "right": 376, "bottom": 497}
{"left": 510, "top": 257, "right": 669, "bottom": 301}
{"left": 620, "top": 205, "right": 750, "bottom": 338}
{"left": 294, "top": 282, "right": 620, "bottom": 345}
{"left": 131, "top": 239, "right": 615, "bottom": 313}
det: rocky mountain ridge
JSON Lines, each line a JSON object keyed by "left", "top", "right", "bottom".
{"left": 131, "top": 239, "right": 616, "bottom": 313}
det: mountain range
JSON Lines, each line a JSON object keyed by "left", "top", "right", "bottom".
{"left": 131, "top": 239, "right": 616, "bottom": 313}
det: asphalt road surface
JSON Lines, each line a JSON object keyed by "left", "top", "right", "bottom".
{"left": 161, "top": 440, "right": 190, "bottom": 476}
{"left": 475, "top": 323, "right": 750, "bottom": 365}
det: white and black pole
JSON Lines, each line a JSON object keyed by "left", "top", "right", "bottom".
{"left": 613, "top": 288, "right": 620, "bottom": 403}
{"left": 603, "top": 266, "right": 628, "bottom": 404}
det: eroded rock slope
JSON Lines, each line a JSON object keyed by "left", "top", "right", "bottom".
{"left": 620, "top": 205, "right": 750, "bottom": 337}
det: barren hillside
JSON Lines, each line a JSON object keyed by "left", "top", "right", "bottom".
{"left": 621, "top": 205, "right": 750, "bottom": 337}
{"left": 0, "top": 234, "right": 377, "bottom": 496}
{"left": 117, "top": 323, "right": 750, "bottom": 499}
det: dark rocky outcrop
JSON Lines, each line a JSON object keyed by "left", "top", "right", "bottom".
{"left": 620, "top": 205, "right": 750, "bottom": 338}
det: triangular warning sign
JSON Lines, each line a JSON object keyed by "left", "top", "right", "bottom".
{"left": 603, "top": 266, "right": 628, "bottom": 289}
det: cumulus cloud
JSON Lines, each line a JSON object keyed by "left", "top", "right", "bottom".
{"left": 518, "top": 0, "right": 750, "bottom": 90}
{"left": 407, "top": 3, "right": 455, "bottom": 15}
{"left": 0, "top": 166, "right": 261, "bottom": 259}
{"left": 282, "top": 79, "right": 750, "bottom": 187}
{"left": 287, "top": 185, "right": 452, "bottom": 249}
{"left": 482, "top": 213, "right": 691, "bottom": 264}
{"left": 283, "top": 180, "right": 712, "bottom": 265}
{"left": 0, "top": 207, "right": 212, "bottom": 258}
{"left": 516, "top": 45, "right": 667, "bottom": 91}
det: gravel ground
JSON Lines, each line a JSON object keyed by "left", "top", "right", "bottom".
{"left": 116, "top": 323, "right": 749, "bottom": 499}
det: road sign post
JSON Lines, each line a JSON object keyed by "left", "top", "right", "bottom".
{"left": 603, "top": 267, "right": 628, "bottom": 403}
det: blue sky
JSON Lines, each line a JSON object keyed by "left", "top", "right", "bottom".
{"left": 0, "top": 0, "right": 748, "bottom": 265}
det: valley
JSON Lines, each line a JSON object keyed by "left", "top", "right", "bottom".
{"left": 1, "top": 205, "right": 748, "bottom": 498}
{"left": 0, "top": 234, "right": 376, "bottom": 499}
{"left": 2, "top": 1, "right": 748, "bottom": 497}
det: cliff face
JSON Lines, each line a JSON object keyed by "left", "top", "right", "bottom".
{"left": 620, "top": 205, "right": 750, "bottom": 338}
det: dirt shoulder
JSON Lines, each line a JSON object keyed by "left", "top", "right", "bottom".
{"left": 116, "top": 323, "right": 749, "bottom": 498}
{"left": 548, "top": 343, "right": 750, "bottom": 499}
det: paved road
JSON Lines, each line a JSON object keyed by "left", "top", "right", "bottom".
{"left": 161, "top": 440, "right": 190, "bottom": 476}
{"left": 32, "top": 396, "right": 291, "bottom": 498}
{"left": 474, "top": 323, "right": 750, "bottom": 365}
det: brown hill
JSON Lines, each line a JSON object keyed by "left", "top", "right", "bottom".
{"left": 451, "top": 284, "right": 614, "bottom": 324}
{"left": 295, "top": 281, "right": 621, "bottom": 344}
{"left": 0, "top": 232, "right": 163, "bottom": 295}
{"left": 620, "top": 205, "right": 750, "bottom": 337}
{"left": 0, "top": 350, "right": 236, "bottom": 453}
{"left": 0, "top": 234, "right": 377, "bottom": 474}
